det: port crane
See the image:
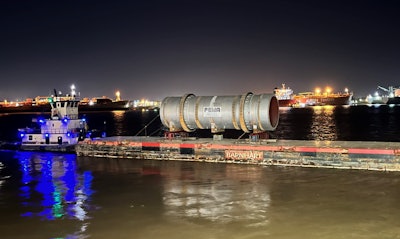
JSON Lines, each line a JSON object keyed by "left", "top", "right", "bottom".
{"left": 377, "top": 86, "right": 398, "bottom": 98}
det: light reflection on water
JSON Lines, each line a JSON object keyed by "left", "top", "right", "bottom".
{"left": 2, "top": 153, "right": 400, "bottom": 238}
{"left": 163, "top": 165, "right": 270, "bottom": 226}
{"left": 1, "top": 152, "right": 94, "bottom": 239}
{"left": 17, "top": 152, "right": 93, "bottom": 221}
{"left": 310, "top": 105, "right": 337, "bottom": 140}
{"left": 111, "top": 111, "right": 125, "bottom": 136}
{"left": 276, "top": 105, "right": 400, "bottom": 142}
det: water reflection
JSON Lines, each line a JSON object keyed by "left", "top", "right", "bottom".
{"left": 275, "top": 107, "right": 314, "bottom": 140}
{"left": 82, "top": 110, "right": 161, "bottom": 138}
{"left": 4, "top": 154, "right": 400, "bottom": 238}
{"left": 0, "top": 161, "right": 6, "bottom": 189}
{"left": 277, "top": 105, "right": 400, "bottom": 142}
{"left": 16, "top": 152, "right": 94, "bottom": 221}
{"left": 162, "top": 164, "right": 270, "bottom": 226}
{"left": 310, "top": 105, "right": 337, "bottom": 140}
{"left": 111, "top": 111, "right": 125, "bottom": 136}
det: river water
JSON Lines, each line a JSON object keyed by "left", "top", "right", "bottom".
{"left": 1, "top": 152, "right": 400, "bottom": 239}
{"left": 1, "top": 105, "right": 400, "bottom": 238}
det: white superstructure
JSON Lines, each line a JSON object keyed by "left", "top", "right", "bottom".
{"left": 274, "top": 84, "right": 294, "bottom": 100}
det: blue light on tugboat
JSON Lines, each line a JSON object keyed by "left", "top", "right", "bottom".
{"left": 63, "top": 118, "right": 69, "bottom": 123}
{"left": 39, "top": 119, "right": 45, "bottom": 124}
{"left": 67, "top": 132, "right": 71, "bottom": 137}
{"left": 20, "top": 133, "right": 25, "bottom": 138}
{"left": 81, "top": 118, "right": 86, "bottom": 122}
{"left": 45, "top": 133, "right": 49, "bottom": 137}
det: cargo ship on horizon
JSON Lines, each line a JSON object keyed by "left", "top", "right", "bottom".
{"left": 274, "top": 84, "right": 353, "bottom": 107}
{"left": 273, "top": 84, "right": 298, "bottom": 107}
{"left": 0, "top": 89, "right": 136, "bottom": 113}
{"left": 0, "top": 98, "right": 131, "bottom": 113}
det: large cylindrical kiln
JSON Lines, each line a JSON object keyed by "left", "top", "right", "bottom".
{"left": 160, "top": 92, "right": 279, "bottom": 133}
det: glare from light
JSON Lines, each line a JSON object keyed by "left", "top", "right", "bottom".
{"left": 325, "top": 87, "right": 332, "bottom": 94}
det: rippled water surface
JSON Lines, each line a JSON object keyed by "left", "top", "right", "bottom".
{"left": 276, "top": 105, "right": 400, "bottom": 141}
{"left": 1, "top": 151, "right": 400, "bottom": 239}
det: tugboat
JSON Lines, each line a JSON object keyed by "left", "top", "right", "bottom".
{"left": 18, "top": 85, "right": 88, "bottom": 152}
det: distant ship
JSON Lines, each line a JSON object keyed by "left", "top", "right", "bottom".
{"left": 295, "top": 91, "right": 353, "bottom": 106}
{"left": 0, "top": 96, "right": 132, "bottom": 114}
{"left": 365, "top": 92, "right": 388, "bottom": 105}
{"left": 274, "top": 84, "right": 353, "bottom": 107}
{"left": 274, "top": 84, "right": 297, "bottom": 107}
{"left": 78, "top": 97, "right": 131, "bottom": 111}
{"left": 0, "top": 104, "right": 50, "bottom": 113}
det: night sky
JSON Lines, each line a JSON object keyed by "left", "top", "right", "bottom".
{"left": 1, "top": 0, "right": 399, "bottom": 101}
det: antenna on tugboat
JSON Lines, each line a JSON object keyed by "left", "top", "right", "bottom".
{"left": 70, "top": 84, "right": 76, "bottom": 97}
{"left": 53, "top": 89, "right": 58, "bottom": 97}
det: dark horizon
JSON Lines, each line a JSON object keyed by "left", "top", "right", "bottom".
{"left": 1, "top": 0, "right": 399, "bottom": 101}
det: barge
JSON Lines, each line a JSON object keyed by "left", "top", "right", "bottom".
{"left": 76, "top": 136, "right": 400, "bottom": 171}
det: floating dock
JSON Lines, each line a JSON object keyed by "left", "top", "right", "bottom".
{"left": 76, "top": 136, "right": 400, "bottom": 171}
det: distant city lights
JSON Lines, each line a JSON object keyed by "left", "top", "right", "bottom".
{"left": 325, "top": 87, "right": 332, "bottom": 94}
{"left": 314, "top": 87, "right": 333, "bottom": 95}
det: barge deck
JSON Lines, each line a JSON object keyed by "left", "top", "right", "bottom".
{"left": 76, "top": 136, "right": 400, "bottom": 171}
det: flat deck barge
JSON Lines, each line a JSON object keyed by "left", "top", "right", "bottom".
{"left": 76, "top": 136, "right": 400, "bottom": 171}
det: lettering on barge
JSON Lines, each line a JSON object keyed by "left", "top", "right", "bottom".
{"left": 203, "top": 107, "right": 222, "bottom": 117}
{"left": 225, "top": 150, "right": 263, "bottom": 160}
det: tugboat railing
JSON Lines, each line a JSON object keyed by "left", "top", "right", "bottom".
{"left": 42, "top": 129, "right": 69, "bottom": 134}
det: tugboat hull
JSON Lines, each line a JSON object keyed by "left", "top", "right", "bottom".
{"left": 20, "top": 144, "right": 76, "bottom": 152}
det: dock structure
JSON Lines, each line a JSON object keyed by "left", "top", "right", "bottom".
{"left": 75, "top": 136, "right": 400, "bottom": 171}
